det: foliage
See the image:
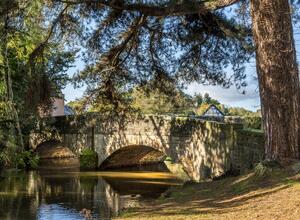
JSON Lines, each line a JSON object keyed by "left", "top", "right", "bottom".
{"left": 80, "top": 148, "right": 98, "bottom": 170}
{"left": 81, "top": 148, "right": 97, "bottom": 156}
{"left": 254, "top": 161, "right": 281, "bottom": 178}
{"left": 131, "top": 83, "right": 194, "bottom": 115}
{"left": 196, "top": 103, "right": 211, "bottom": 115}
{"left": 75, "top": 79, "right": 196, "bottom": 116}
{"left": 13, "top": 150, "right": 40, "bottom": 169}
{"left": 227, "top": 107, "right": 261, "bottom": 117}
{"left": 69, "top": 0, "right": 254, "bottom": 114}
{"left": 0, "top": 0, "right": 76, "bottom": 166}
{"left": 193, "top": 93, "right": 203, "bottom": 108}
{"left": 242, "top": 117, "right": 262, "bottom": 130}
{"left": 226, "top": 107, "right": 262, "bottom": 129}
{"left": 67, "top": 99, "right": 86, "bottom": 114}
{"left": 0, "top": 122, "right": 19, "bottom": 168}
{"left": 0, "top": 151, "right": 9, "bottom": 168}
{"left": 0, "top": 148, "right": 39, "bottom": 169}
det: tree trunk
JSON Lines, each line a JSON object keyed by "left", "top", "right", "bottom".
{"left": 250, "top": 0, "right": 300, "bottom": 161}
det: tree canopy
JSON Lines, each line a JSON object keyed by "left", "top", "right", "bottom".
{"left": 0, "top": 0, "right": 76, "bottom": 163}
{"left": 63, "top": 0, "right": 254, "bottom": 112}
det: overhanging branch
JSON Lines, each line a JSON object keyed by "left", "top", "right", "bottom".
{"left": 55, "top": 0, "right": 240, "bottom": 16}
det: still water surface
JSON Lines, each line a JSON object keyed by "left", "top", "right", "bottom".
{"left": 0, "top": 163, "right": 182, "bottom": 220}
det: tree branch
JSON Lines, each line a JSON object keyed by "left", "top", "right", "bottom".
{"left": 29, "top": 4, "right": 70, "bottom": 65}
{"left": 55, "top": 0, "right": 240, "bottom": 16}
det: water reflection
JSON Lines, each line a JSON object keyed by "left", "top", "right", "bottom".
{"left": 0, "top": 162, "right": 182, "bottom": 220}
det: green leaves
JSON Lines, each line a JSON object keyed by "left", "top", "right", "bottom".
{"left": 0, "top": 0, "right": 76, "bottom": 164}
{"left": 14, "top": 150, "right": 40, "bottom": 169}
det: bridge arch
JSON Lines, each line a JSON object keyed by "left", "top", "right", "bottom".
{"left": 94, "top": 130, "right": 176, "bottom": 170}
{"left": 36, "top": 140, "right": 76, "bottom": 159}
{"left": 98, "top": 145, "right": 167, "bottom": 170}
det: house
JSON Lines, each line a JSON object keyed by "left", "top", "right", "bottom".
{"left": 202, "top": 104, "right": 225, "bottom": 118}
{"left": 51, "top": 97, "right": 65, "bottom": 117}
{"left": 40, "top": 95, "right": 74, "bottom": 117}
{"left": 64, "top": 105, "right": 75, "bottom": 116}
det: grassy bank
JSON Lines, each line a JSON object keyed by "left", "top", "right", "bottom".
{"left": 115, "top": 167, "right": 300, "bottom": 220}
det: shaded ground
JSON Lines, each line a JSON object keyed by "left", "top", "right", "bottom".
{"left": 115, "top": 168, "right": 300, "bottom": 220}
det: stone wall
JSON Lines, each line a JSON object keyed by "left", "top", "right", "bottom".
{"left": 32, "top": 114, "right": 265, "bottom": 181}
{"left": 232, "top": 129, "right": 265, "bottom": 172}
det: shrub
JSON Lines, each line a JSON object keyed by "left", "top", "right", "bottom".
{"left": 0, "top": 151, "right": 9, "bottom": 168}
{"left": 14, "top": 150, "right": 40, "bottom": 169}
{"left": 80, "top": 148, "right": 98, "bottom": 170}
{"left": 243, "top": 117, "right": 262, "bottom": 130}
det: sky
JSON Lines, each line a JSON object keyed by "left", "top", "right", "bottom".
{"left": 62, "top": 20, "right": 300, "bottom": 112}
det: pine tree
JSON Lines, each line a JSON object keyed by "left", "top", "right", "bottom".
{"left": 60, "top": 0, "right": 299, "bottom": 162}
{"left": 250, "top": 0, "right": 300, "bottom": 161}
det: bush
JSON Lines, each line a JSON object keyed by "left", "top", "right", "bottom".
{"left": 243, "top": 117, "right": 262, "bottom": 130}
{"left": 79, "top": 148, "right": 98, "bottom": 170}
{"left": 0, "top": 149, "right": 39, "bottom": 169}
{"left": 0, "top": 151, "right": 8, "bottom": 168}
{"left": 14, "top": 150, "right": 40, "bottom": 169}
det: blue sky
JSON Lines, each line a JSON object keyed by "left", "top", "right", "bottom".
{"left": 62, "top": 22, "right": 300, "bottom": 112}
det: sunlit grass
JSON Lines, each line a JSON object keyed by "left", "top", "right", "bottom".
{"left": 115, "top": 169, "right": 300, "bottom": 220}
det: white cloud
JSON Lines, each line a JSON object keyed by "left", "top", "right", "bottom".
{"left": 185, "top": 79, "right": 260, "bottom": 111}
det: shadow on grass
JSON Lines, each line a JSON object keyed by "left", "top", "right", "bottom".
{"left": 117, "top": 169, "right": 300, "bottom": 218}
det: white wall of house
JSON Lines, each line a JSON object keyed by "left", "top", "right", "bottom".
{"left": 51, "top": 98, "right": 65, "bottom": 117}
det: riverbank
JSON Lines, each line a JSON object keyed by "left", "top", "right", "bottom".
{"left": 115, "top": 166, "right": 300, "bottom": 220}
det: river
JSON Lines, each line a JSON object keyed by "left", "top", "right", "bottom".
{"left": 0, "top": 161, "right": 183, "bottom": 220}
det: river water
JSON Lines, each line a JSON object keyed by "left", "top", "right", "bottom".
{"left": 0, "top": 161, "right": 182, "bottom": 220}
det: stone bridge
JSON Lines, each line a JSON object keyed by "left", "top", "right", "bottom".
{"left": 30, "top": 114, "right": 265, "bottom": 182}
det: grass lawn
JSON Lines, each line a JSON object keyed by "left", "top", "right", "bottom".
{"left": 115, "top": 167, "right": 300, "bottom": 220}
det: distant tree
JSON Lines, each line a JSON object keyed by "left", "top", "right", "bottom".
{"left": 203, "top": 93, "right": 212, "bottom": 104}
{"left": 202, "top": 93, "right": 220, "bottom": 105}
{"left": 193, "top": 93, "right": 203, "bottom": 107}
{"left": 227, "top": 107, "right": 260, "bottom": 117}
{"left": 196, "top": 103, "right": 211, "bottom": 115}
{"left": 67, "top": 99, "right": 86, "bottom": 114}
{"left": 219, "top": 104, "right": 229, "bottom": 115}
{"left": 131, "top": 83, "right": 194, "bottom": 115}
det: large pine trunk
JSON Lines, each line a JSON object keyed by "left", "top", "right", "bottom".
{"left": 250, "top": 0, "right": 300, "bottom": 161}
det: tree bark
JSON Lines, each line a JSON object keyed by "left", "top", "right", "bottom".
{"left": 250, "top": 0, "right": 300, "bottom": 161}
